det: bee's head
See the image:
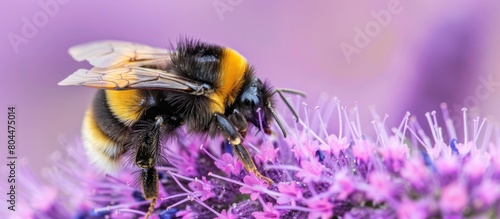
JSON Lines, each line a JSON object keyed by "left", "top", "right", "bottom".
{"left": 237, "top": 77, "right": 286, "bottom": 136}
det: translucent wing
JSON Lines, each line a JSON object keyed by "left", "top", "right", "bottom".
{"left": 68, "top": 40, "right": 172, "bottom": 68}
{"left": 58, "top": 67, "right": 212, "bottom": 95}
{"left": 62, "top": 40, "right": 213, "bottom": 94}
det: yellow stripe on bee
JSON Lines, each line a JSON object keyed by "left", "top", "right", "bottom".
{"left": 209, "top": 48, "right": 247, "bottom": 113}
{"left": 106, "top": 90, "right": 145, "bottom": 126}
{"left": 82, "top": 108, "right": 122, "bottom": 173}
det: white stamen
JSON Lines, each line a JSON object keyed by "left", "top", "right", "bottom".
{"left": 474, "top": 118, "right": 487, "bottom": 145}
{"left": 94, "top": 200, "right": 151, "bottom": 213}
{"left": 350, "top": 121, "right": 362, "bottom": 139}
{"left": 166, "top": 197, "right": 191, "bottom": 210}
{"left": 335, "top": 97, "right": 342, "bottom": 139}
{"left": 411, "top": 117, "right": 432, "bottom": 148}
{"left": 396, "top": 112, "right": 411, "bottom": 145}
{"left": 369, "top": 107, "right": 389, "bottom": 147}
{"left": 437, "top": 127, "right": 443, "bottom": 144}
{"left": 354, "top": 102, "right": 362, "bottom": 137}
{"left": 481, "top": 122, "right": 493, "bottom": 151}
{"left": 315, "top": 106, "right": 329, "bottom": 139}
{"left": 380, "top": 114, "right": 389, "bottom": 147}
{"left": 298, "top": 120, "right": 328, "bottom": 147}
{"left": 303, "top": 102, "right": 312, "bottom": 148}
{"left": 462, "top": 108, "right": 469, "bottom": 144}
{"left": 440, "top": 103, "right": 457, "bottom": 140}
{"left": 391, "top": 127, "right": 405, "bottom": 141}
{"left": 246, "top": 142, "right": 261, "bottom": 153}
{"left": 342, "top": 106, "right": 360, "bottom": 141}
{"left": 114, "top": 208, "right": 147, "bottom": 216}
{"left": 473, "top": 117, "right": 479, "bottom": 143}
{"left": 372, "top": 121, "right": 381, "bottom": 145}
{"left": 161, "top": 192, "right": 201, "bottom": 201}
{"left": 407, "top": 126, "right": 431, "bottom": 150}
{"left": 425, "top": 112, "right": 438, "bottom": 144}
{"left": 321, "top": 97, "right": 336, "bottom": 131}
{"left": 431, "top": 111, "right": 442, "bottom": 142}
{"left": 168, "top": 170, "right": 225, "bottom": 217}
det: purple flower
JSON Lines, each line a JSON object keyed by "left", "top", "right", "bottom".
{"left": 463, "top": 154, "right": 488, "bottom": 181}
{"left": 472, "top": 179, "right": 499, "bottom": 211}
{"left": 440, "top": 182, "right": 468, "bottom": 214}
{"left": 352, "top": 140, "right": 375, "bottom": 163}
{"left": 239, "top": 174, "right": 268, "bottom": 201}
{"left": 176, "top": 205, "right": 197, "bottom": 218}
{"left": 295, "top": 159, "right": 324, "bottom": 182}
{"left": 212, "top": 152, "right": 242, "bottom": 176}
{"left": 400, "top": 156, "right": 430, "bottom": 189}
{"left": 214, "top": 209, "right": 237, "bottom": 219}
{"left": 276, "top": 181, "right": 303, "bottom": 204}
{"left": 378, "top": 137, "right": 408, "bottom": 172}
{"left": 397, "top": 199, "right": 428, "bottom": 219}
{"left": 365, "top": 171, "right": 393, "bottom": 203}
{"left": 306, "top": 198, "right": 333, "bottom": 219}
{"left": 331, "top": 170, "right": 355, "bottom": 200}
{"left": 254, "top": 141, "right": 280, "bottom": 164}
{"left": 188, "top": 176, "right": 215, "bottom": 201}
{"left": 327, "top": 134, "right": 349, "bottom": 157}
{"left": 252, "top": 202, "right": 280, "bottom": 219}
{"left": 13, "top": 99, "right": 500, "bottom": 218}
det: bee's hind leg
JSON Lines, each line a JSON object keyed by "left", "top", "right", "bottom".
{"left": 135, "top": 116, "right": 163, "bottom": 218}
{"left": 141, "top": 167, "right": 158, "bottom": 219}
{"left": 135, "top": 116, "right": 163, "bottom": 169}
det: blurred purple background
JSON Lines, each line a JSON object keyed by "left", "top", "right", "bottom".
{"left": 1, "top": 1, "right": 500, "bottom": 187}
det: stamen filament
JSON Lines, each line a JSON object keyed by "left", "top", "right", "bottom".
{"left": 315, "top": 106, "right": 329, "bottom": 139}
{"left": 115, "top": 208, "right": 147, "bottom": 216}
{"left": 462, "top": 108, "right": 469, "bottom": 144}
{"left": 94, "top": 200, "right": 151, "bottom": 213}
{"left": 355, "top": 103, "right": 362, "bottom": 137}
{"left": 440, "top": 103, "right": 457, "bottom": 140}
{"left": 335, "top": 97, "right": 343, "bottom": 139}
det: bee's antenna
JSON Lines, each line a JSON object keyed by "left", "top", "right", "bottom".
{"left": 273, "top": 88, "right": 307, "bottom": 97}
{"left": 267, "top": 102, "right": 287, "bottom": 138}
{"left": 273, "top": 88, "right": 306, "bottom": 122}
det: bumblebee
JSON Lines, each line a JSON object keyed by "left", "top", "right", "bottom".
{"left": 59, "top": 39, "right": 303, "bottom": 218}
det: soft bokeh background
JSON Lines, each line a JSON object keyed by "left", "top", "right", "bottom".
{"left": 1, "top": 0, "right": 500, "bottom": 209}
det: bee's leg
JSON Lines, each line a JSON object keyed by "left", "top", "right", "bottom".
{"left": 215, "top": 114, "right": 273, "bottom": 185}
{"left": 136, "top": 116, "right": 163, "bottom": 169}
{"left": 233, "top": 143, "right": 274, "bottom": 185}
{"left": 135, "top": 116, "right": 163, "bottom": 218}
{"left": 141, "top": 167, "right": 158, "bottom": 219}
{"left": 228, "top": 109, "right": 248, "bottom": 138}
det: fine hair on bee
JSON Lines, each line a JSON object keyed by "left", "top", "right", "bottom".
{"left": 59, "top": 38, "right": 305, "bottom": 218}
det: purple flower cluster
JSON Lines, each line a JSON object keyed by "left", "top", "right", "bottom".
{"left": 9, "top": 100, "right": 500, "bottom": 219}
